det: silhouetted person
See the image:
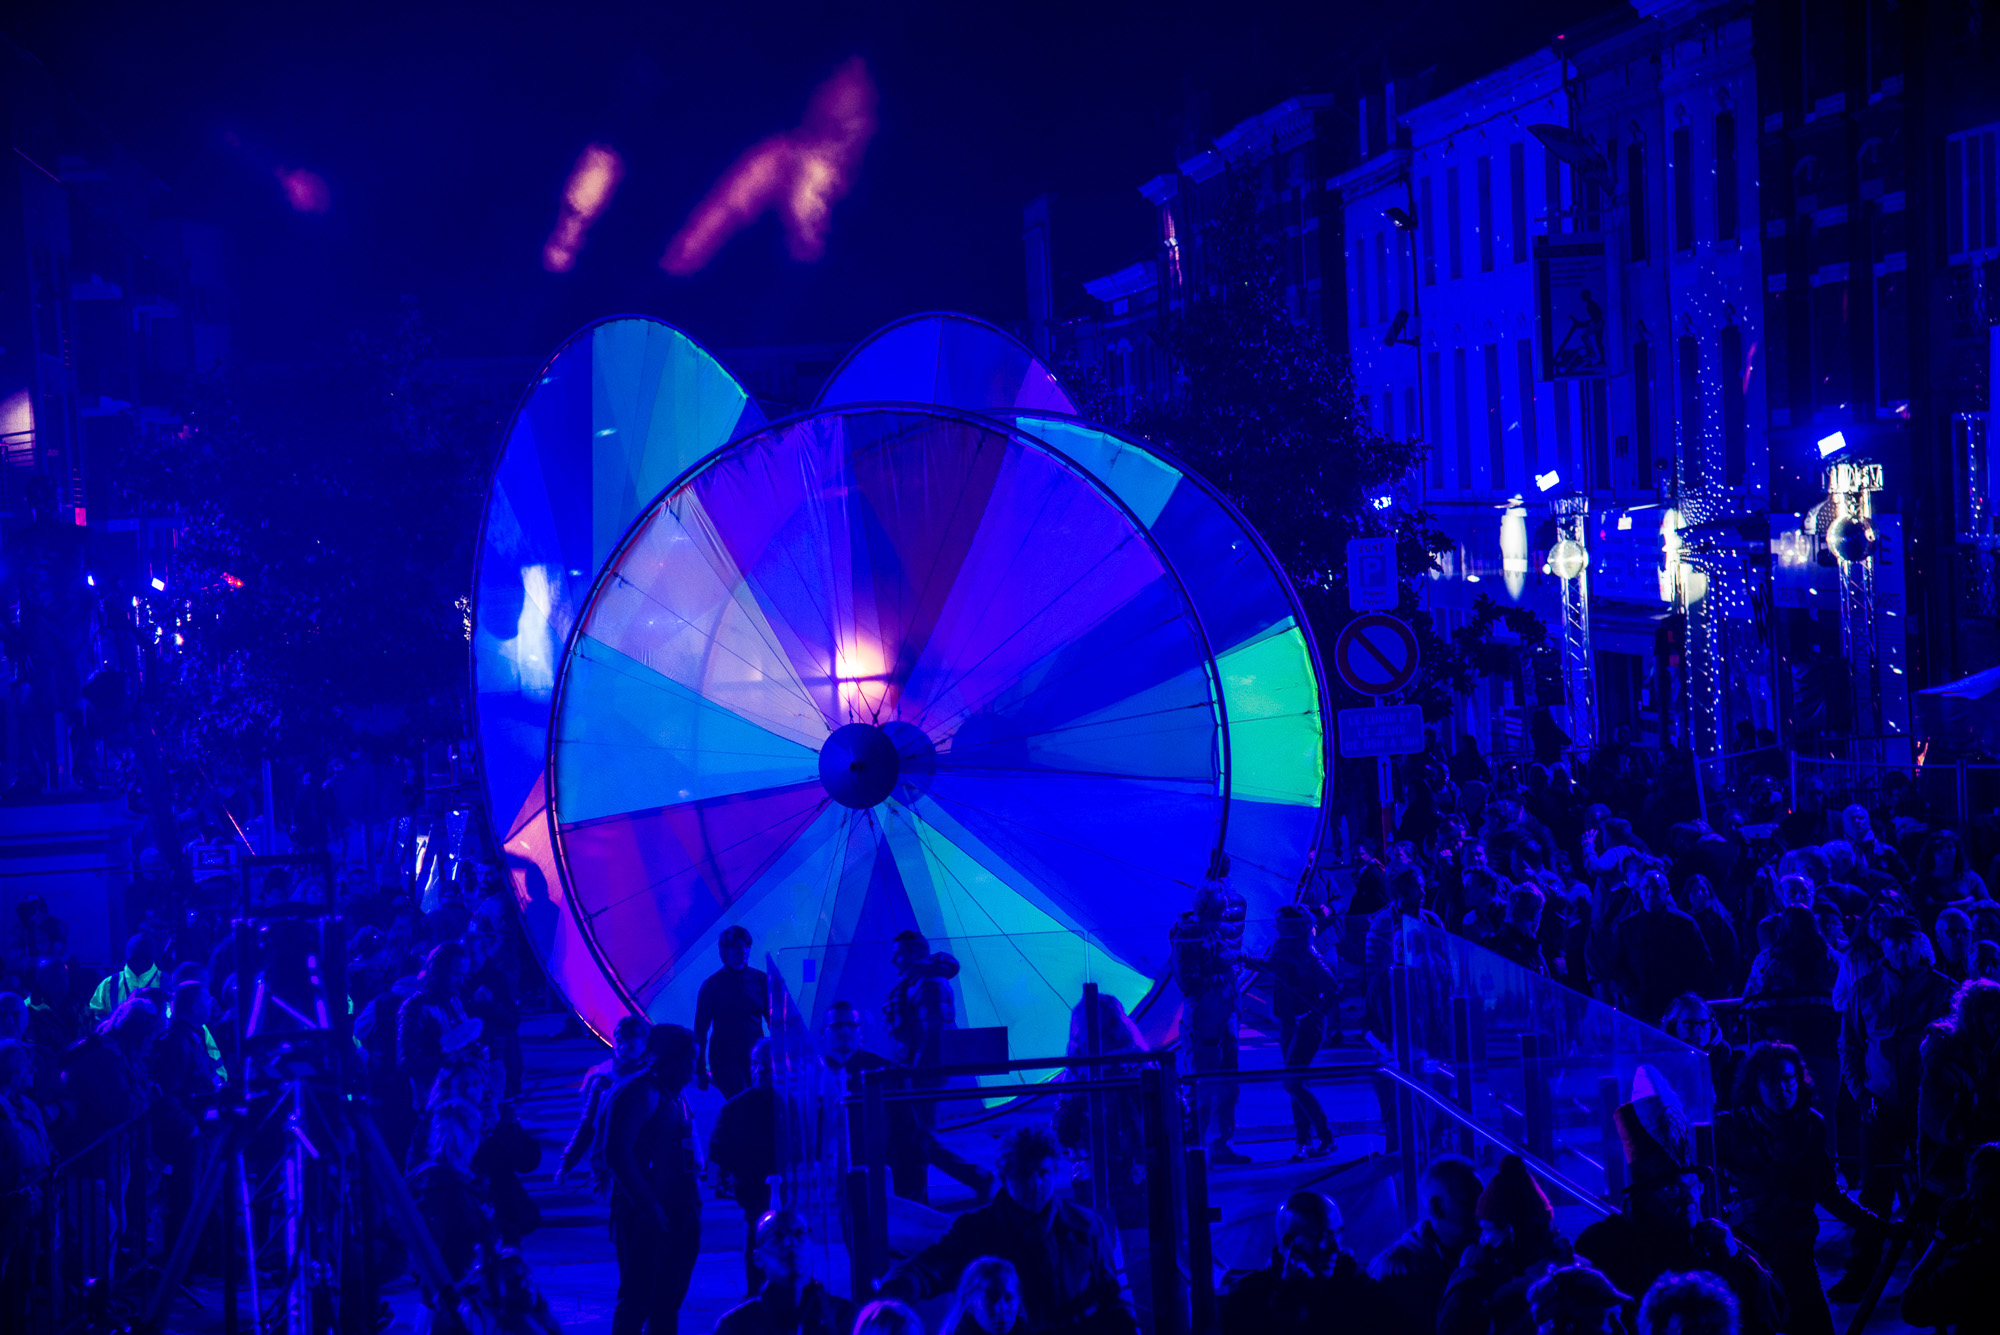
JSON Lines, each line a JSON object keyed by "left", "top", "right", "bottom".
{"left": 1370, "top": 1156, "right": 1483, "bottom": 1331}
{"left": 1219, "top": 1190, "right": 1388, "bottom": 1335}
{"left": 1169, "top": 878, "right": 1247, "bottom": 1164}
{"left": 604, "top": 1024, "right": 702, "bottom": 1335}
{"left": 1716, "top": 1042, "right": 1876, "bottom": 1335}
{"left": 1833, "top": 913, "right": 1952, "bottom": 1297}
{"left": 1576, "top": 1072, "right": 1781, "bottom": 1335}
{"left": 712, "top": 1209, "right": 855, "bottom": 1335}
{"left": 695, "top": 926, "right": 767, "bottom": 1099}
{"left": 1901, "top": 1140, "right": 2000, "bottom": 1331}
{"left": 709, "top": 1040, "right": 778, "bottom": 1294}
{"left": 557, "top": 1014, "right": 648, "bottom": 1186}
{"left": 1439, "top": 1154, "right": 1573, "bottom": 1335}
{"left": 879, "top": 1125, "right": 1134, "bottom": 1335}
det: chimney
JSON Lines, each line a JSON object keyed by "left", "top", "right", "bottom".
{"left": 1023, "top": 195, "right": 1053, "bottom": 358}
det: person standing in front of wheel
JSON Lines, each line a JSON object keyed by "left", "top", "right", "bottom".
{"left": 695, "top": 926, "right": 767, "bottom": 1100}
{"left": 1243, "top": 905, "right": 1339, "bottom": 1159}
{"left": 604, "top": 1024, "right": 703, "bottom": 1335}
{"left": 881, "top": 930, "right": 991, "bottom": 1202}
{"left": 1170, "top": 877, "right": 1248, "bottom": 1166}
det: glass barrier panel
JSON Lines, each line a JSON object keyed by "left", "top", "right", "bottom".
{"left": 1399, "top": 917, "right": 1713, "bottom": 1202}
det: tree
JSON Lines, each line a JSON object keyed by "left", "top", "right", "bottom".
{"left": 1123, "top": 180, "right": 1545, "bottom": 724}
{"left": 130, "top": 304, "right": 487, "bottom": 770}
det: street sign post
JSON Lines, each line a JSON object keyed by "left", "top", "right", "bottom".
{"left": 1346, "top": 536, "right": 1397, "bottom": 611}
{"left": 1333, "top": 613, "right": 1421, "bottom": 697}
{"left": 1338, "top": 704, "right": 1425, "bottom": 757}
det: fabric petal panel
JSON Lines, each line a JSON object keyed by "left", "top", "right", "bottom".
{"left": 896, "top": 445, "right": 1169, "bottom": 737}
{"left": 559, "top": 783, "right": 830, "bottom": 1007}
{"left": 815, "top": 313, "right": 1078, "bottom": 416}
{"left": 1215, "top": 620, "right": 1327, "bottom": 808}
{"left": 628, "top": 803, "right": 855, "bottom": 1026}
{"left": 554, "top": 637, "right": 821, "bottom": 824}
{"left": 585, "top": 496, "right": 829, "bottom": 748}
{"left": 500, "top": 773, "right": 636, "bottom": 1040}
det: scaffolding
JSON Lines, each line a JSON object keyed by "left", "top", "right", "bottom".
{"left": 1552, "top": 495, "right": 1596, "bottom": 753}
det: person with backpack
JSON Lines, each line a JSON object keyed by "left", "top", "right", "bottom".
{"left": 603, "top": 1024, "right": 702, "bottom": 1335}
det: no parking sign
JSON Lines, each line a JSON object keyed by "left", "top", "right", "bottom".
{"left": 1333, "top": 613, "right": 1420, "bottom": 697}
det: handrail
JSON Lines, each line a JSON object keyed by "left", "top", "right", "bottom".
{"left": 1378, "top": 1066, "right": 1616, "bottom": 1219}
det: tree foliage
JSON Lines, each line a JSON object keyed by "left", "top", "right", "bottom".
{"left": 131, "top": 306, "right": 486, "bottom": 767}
{"left": 1124, "top": 181, "right": 1544, "bottom": 720}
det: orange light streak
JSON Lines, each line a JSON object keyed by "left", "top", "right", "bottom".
{"left": 275, "top": 168, "right": 331, "bottom": 213}
{"left": 543, "top": 143, "right": 625, "bottom": 273}
{"left": 662, "top": 57, "right": 877, "bottom": 276}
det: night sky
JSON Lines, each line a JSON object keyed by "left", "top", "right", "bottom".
{"left": 11, "top": 0, "right": 1610, "bottom": 360}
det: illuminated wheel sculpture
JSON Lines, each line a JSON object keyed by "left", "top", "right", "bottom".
{"left": 544, "top": 406, "right": 1228, "bottom": 1063}
{"left": 819, "top": 314, "right": 1331, "bottom": 920}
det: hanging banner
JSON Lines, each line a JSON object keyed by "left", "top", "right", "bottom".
{"left": 1535, "top": 233, "right": 1616, "bottom": 378}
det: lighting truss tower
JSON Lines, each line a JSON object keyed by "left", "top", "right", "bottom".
{"left": 1827, "top": 462, "right": 1885, "bottom": 767}
{"left": 1552, "top": 495, "right": 1596, "bottom": 753}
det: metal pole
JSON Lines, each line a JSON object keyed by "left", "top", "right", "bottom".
{"left": 862, "top": 1076, "right": 890, "bottom": 1286}
{"left": 1598, "top": 1076, "right": 1626, "bottom": 1197}
{"left": 1450, "top": 995, "right": 1475, "bottom": 1158}
{"left": 1183, "top": 1145, "right": 1216, "bottom": 1335}
{"left": 1139, "top": 1066, "right": 1184, "bottom": 1335}
{"left": 1083, "top": 983, "right": 1114, "bottom": 1221}
{"left": 1390, "top": 963, "right": 1419, "bottom": 1220}
{"left": 1521, "top": 1034, "right": 1553, "bottom": 1163}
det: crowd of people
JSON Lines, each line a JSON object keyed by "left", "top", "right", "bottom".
{"left": 0, "top": 854, "right": 540, "bottom": 1334}
{"left": 8, "top": 725, "right": 2000, "bottom": 1335}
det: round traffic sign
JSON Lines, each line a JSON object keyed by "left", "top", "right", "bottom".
{"left": 1333, "top": 613, "right": 1420, "bottom": 697}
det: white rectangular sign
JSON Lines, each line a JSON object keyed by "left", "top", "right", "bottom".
{"left": 1338, "top": 704, "right": 1426, "bottom": 757}
{"left": 1346, "top": 536, "right": 1397, "bottom": 611}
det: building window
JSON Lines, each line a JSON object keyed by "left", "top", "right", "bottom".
{"left": 1877, "top": 271, "right": 1908, "bottom": 413}
{"left": 1427, "top": 351, "right": 1443, "bottom": 486}
{"left": 1447, "top": 166, "right": 1464, "bottom": 280}
{"left": 1404, "top": 386, "right": 1419, "bottom": 449}
{"left": 1868, "top": 0, "right": 1903, "bottom": 91}
{"left": 1715, "top": 111, "right": 1738, "bottom": 242}
{"left": 1484, "top": 342, "right": 1505, "bottom": 487}
{"left": 1810, "top": 279, "right": 1850, "bottom": 415}
{"left": 1382, "top": 390, "right": 1395, "bottom": 437}
{"left": 1375, "top": 232, "right": 1391, "bottom": 325}
{"left": 1672, "top": 125, "right": 1694, "bottom": 252}
{"left": 1515, "top": 339, "right": 1539, "bottom": 472}
{"left": 1946, "top": 124, "right": 2000, "bottom": 262}
{"left": 1420, "top": 176, "right": 1436, "bottom": 285}
{"left": 1355, "top": 243, "right": 1370, "bottom": 327}
{"left": 1763, "top": 291, "right": 1791, "bottom": 425}
{"left": 1453, "top": 347, "right": 1472, "bottom": 488}
{"left": 1805, "top": 0, "right": 1847, "bottom": 110}
{"left": 1678, "top": 333, "right": 1703, "bottom": 482}
{"left": 1720, "top": 324, "right": 1746, "bottom": 485}
{"left": 1477, "top": 156, "right": 1495, "bottom": 272}
{"left": 1510, "top": 142, "right": 1528, "bottom": 264}
{"left": 1627, "top": 142, "right": 1649, "bottom": 262}
{"left": 1632, "top": 339, "right": 1654, "bottom": 488}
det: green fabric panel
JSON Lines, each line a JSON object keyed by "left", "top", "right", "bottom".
{"left": 1216, "top": 620, "right": 1326, "bottom": 806}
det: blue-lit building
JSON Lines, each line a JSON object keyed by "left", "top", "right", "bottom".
{"left": 1031, "top": 0, "right": 2000, "bottom": 767}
